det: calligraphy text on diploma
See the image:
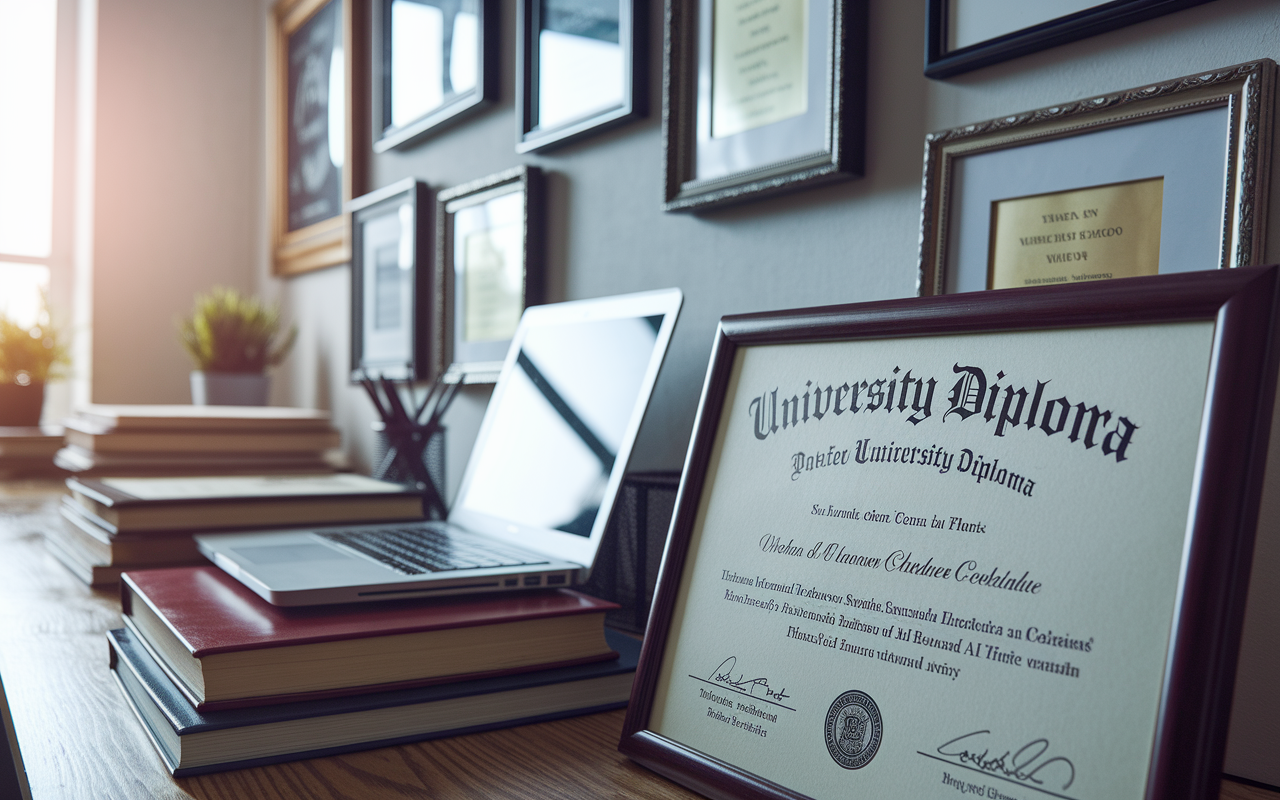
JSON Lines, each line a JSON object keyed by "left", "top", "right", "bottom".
{"left": 987, "top": 177, "right": 1164, "bottom": 290}
{"left": 711, "top": 0, "right": 807, "bottom": 138}
{"left": 647, "top": 324, "right": 1213, "bottom": 799}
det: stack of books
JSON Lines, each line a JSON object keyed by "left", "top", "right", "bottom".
{"left": 0, "top": 425, "right": 64, "bottom": 478}
{"left": 109, "top": 566, "right": 637, "bottom": 775}
{"left": 47, "top": 473, "right": 426, "bottom": 586}
{"left": 54, "top": 405, "right": 343, "bottom": 476}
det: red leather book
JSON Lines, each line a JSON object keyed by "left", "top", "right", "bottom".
{"left": 121, "top": 566, "right": 619, "bottom": 711}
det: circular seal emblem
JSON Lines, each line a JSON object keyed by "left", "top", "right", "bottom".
{"left": 824, "top": 690, "right": 882, "bottom": 769}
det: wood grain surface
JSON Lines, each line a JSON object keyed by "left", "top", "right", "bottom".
{"left": 0, "top": 481, "right": 1274, "bottom": 800}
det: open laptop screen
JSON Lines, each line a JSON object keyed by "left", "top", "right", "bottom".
{"left": 456, "top": 312, "right": 666, "bottom": 537}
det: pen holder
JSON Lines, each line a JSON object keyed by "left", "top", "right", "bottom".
{"left": 372, "top": 422, "right": 446, "bottom": 518}
{"left": 360, "top": 375, "right": 458, "bottom": 520}
{"left": 582, "top": 471, "right": 681, "bottom": 633}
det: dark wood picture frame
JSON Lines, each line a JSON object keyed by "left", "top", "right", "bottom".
{"left": 620, "top": 266, "right": 1280, "bottom": 800}
{"left": 924, "top": 0, "right": 1216, "bottom": 79}
{"left": 272, "top": 0, "right": 368, "bottom": 276}
{"left": 661, "top": 0, "right": 867, "bottom": 212}
{"left": 918, "top": 60, "right": 1274, "bottom": 297}
{"left": 372, "top": 0, "right": 499, "bottom": 152}
{"left": 433, "top": 166, "right": 544, "bottom": 384}
{"left": 516, "top": 0, "right": 645, "bottom": 152}
{"left": 349, "top": 179, "right": 432, "bottom": 382}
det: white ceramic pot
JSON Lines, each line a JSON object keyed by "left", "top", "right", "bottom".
{"left": 190, "top": 371, "right": 270, "bottom": 406}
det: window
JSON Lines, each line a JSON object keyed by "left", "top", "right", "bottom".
{"left": 0, "top": 0, "right": 59, "bottom": 325}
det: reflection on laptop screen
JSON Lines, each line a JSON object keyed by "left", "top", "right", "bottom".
{"left": 457, "top": 314, "right": 664, "bottom": 537}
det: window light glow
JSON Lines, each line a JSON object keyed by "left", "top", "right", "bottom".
{"left": 0, "top": 0, "right": 58, "bottom": 259}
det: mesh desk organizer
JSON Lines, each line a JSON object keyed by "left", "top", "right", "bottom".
{"left": 360, "top": 376, "right": 453, "bottom": 520}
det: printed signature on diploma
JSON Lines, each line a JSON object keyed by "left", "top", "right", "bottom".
{"left": 924, "top": 729, "right": 1076, "bottom": 793}
{"left": 709, "top": 656, "right": 792, "bottom": 703}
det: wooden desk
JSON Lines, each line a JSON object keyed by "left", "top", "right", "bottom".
{"left": 0, "top": 482, "right": 1274, "bottom": 800}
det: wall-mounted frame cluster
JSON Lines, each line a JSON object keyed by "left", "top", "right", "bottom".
{"left": 348, "top": 167, "right": 544, "bottom": 386}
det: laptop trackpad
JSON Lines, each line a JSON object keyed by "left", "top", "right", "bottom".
{"left": 232, "top": 544, "right": 353, "bottom": 564}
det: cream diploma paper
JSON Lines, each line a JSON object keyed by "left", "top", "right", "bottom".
{"left": 462, "top": 222, "right": 524, "bottom": 343}
{"left": 711, "top": 0, "right": 807, "bottom": 138}
{"left": 649, "top": 321, "right": 1214, "bottom": 799}
{"left": 988, "top": 178, "right": 1164, "bottom": 290}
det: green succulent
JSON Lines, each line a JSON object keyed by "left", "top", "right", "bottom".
{"left": 179, "top": 288, "right": 297, "bottom": 373}
{"left": 0, "top": 311, "right": 67, "bottom": 386}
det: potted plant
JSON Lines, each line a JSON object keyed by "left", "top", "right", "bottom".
{"left": 180, "top": 288, "right": 296, "bottom": 406}
{"left": 0, "top": 310, "right": 68, "bottom": 426}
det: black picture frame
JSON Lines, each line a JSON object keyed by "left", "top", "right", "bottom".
{"left": 515, "top": 0, "right": 645, "bottom": 152}
{"left": 349, "top": 178, "right": 432, "bottom": 381}
{"left": 661, "top": 0, "right": 867, "bottom": 212}
{"left": 434, "top": 166, "right": 545, "bottom": 383}
{"left": 621, "top": 266, "right": 1280, "bottom": 800}
{"left": 924, "top": 0, "right": 1216, "bottom": 79}
{"left": 372, "top": 0, "right": 499, "bottom": 153}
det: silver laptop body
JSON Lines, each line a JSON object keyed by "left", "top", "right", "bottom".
{"left": 196, "top": 288, "right": 682, "bottom": 606}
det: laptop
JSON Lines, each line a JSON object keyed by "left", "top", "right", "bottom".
{"left": 196, "top": 288, "right": 683, "bottom": 606}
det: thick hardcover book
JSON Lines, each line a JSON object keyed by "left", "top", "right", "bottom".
{"left": 109, "top": 625, "right": 638, "bottom": 776}
{"left": 53, "top": 444, "right": 337, "bottom": 477}
{"left": 66, "top": 474, "right": 424, "bottom": 532}
{"left": 0, "top": 426, "right": 63, "bottom": 458}
{"left": 44, "top": 530, "right": 122, "bottom": 587}
{"left": 63, "top": 421, "right": 341, "bottom": 455}
{"left": 74, "top": 404, "right": 331, "bottom": 432}
{"left": 59, "top": 500, "right": 204, "bottom": 565}
{"left": 122, "top": 567, "right": 620, "bottom": 709}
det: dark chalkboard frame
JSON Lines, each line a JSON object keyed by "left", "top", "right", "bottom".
{"left": 272, "top": 0, "right": 368, "bottom": 276}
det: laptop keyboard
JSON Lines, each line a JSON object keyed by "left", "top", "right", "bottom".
{"left": 320, "top": 526, "right": 551, "bottom": 576}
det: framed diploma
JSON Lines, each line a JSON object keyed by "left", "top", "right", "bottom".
{"left": 434, "top": 166, "right": 544, "bottom": 383}
{"left": 924, "top": 0, "right": 1215, "bottom": 79}
{"left": 660, "top": 0, "right": 867, "bottom": 212}
{"left": 271, "top": 0, "right": 368, "bottom": 276}
{"left": 516, "top": 0, "right": 644, "bottom": 152}
{"left": 621, "top": 266, "right": 1280, "bottom": 800}
{"left": 919, "top": 60, "right": 1274, "bottom": 297}
{"left": 372, "top": 0, "right": 498, "bottom": 152}
{"left": 349, "top": 179, "right": 432, "bottom": 381}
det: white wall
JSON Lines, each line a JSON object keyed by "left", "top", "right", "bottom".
{"left": 89, "top": 0, "right": 264, "bottom": 403}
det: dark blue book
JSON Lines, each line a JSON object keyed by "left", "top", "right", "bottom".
{"left": 109, "top": 625, "right": 639, "bottom": 776}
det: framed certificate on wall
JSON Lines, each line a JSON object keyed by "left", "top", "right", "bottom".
{"left": 918, "top": 60, "right": 1273, "bottom": 296}
{"left": 349, "top": 179, "right": 432, "bottom": 381}
{"left": 621, "top": 267, "right": 1280, "bottom": 800}
{"left": 434, "top": 166, "right": 544, "bottom": 383}
{"left": 660, "top": 0, "right": 867, "bottom": 212}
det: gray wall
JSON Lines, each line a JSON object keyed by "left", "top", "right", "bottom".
{"left": 271, "top": 0, "right": 1280, "bottom": 492}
